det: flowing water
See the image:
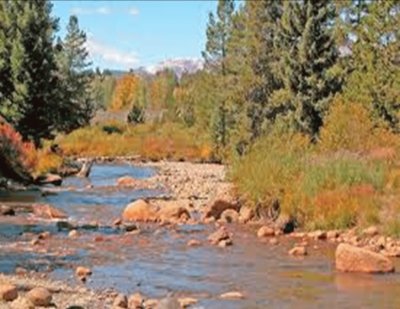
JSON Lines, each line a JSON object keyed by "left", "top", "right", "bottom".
{"left": 1, "top": 163, "right": 400, "bottom": 308}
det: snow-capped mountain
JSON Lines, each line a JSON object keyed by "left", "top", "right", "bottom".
{"left": 146, "top": 58, "right": 204, "bottom": 77}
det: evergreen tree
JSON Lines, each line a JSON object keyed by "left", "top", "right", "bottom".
{"left": 276, "top": 0, "right": 342, "bottom": 138}
{"left": 57, "top": 15, "right": 94, "bottom": 132}
{"left": 8, "top": 0, "right": 60, "bottom": 145}
{"left": 0, "top": 1, "right": 14, "bottom": 120}
{"left": 203, "top": 0, "right": 235, "bottom": 154}
{"left": 343, "top": 0, "right": 400, "bottom": 130}
{"left": 230, "top": 1, "right": 283, "bottom": 141}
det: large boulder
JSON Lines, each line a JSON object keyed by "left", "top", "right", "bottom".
{"left": 122, "top": 199, "right": 158, "bottom": 222}
{"left": 32, "top": 203, "right": 67, "bottom": 219}
{"left": 203, "top": 183, "right": 240, "bottom": 220}
{"left": 335, "top": 243, "right": 395, "bottom": 273}
{"left": 26, "top": 287, "right": 52, "bottom": 307}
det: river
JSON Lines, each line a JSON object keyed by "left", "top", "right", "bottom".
{"left": 1, "top": 163, "right": 400, "bottom": 308}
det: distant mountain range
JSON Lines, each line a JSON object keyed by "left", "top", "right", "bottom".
{"left": 104, "top": 58, "right": 204, "bottom": 78}
{"left": 145, "top": 58, "right": 204, "bottom": 77}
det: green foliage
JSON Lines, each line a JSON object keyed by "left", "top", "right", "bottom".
{"left": 5, "top": 0, "right": 60, "bottom": 145}
{"left": 56, "top": 15, "right": 94, "bottom": 133}
{"left": 127, "top": 105, "right": 145, "bottom": 125}
{"left": 341, "top": 0, "right": 400, "bottom": 130}
{"left": 275, "top": 0, "right": 342, "bottom": 137}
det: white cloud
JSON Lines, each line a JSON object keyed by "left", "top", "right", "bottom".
{"left": 128, "top": 7, "right": 139, "bottom": 16}
{"left": 85, "top": 38, "right": 139, "bottom": 68}
{"left": 70, "top": 6, "right": 111, "bottom": 16}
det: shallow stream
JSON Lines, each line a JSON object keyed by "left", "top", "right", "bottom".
{"left": 1, "top": 163, "right": 400, "bottom": 308}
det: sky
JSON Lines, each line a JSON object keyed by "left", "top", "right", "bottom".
{"left": 52, "top": 0, "right": 218, "bottom": 71}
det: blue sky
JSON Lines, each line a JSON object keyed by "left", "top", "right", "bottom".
{"left": 52, "top": 1, "right": 218, "bottom": 70}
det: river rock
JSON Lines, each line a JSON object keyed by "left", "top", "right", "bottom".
{"left": 122, "top": 199, "right": 158, "bottom": 222}
{"left": 128, "top": 292, "right": 145, "bottom": 308}
{"left": 362, "top": 226, "right": 379, "bottom": 237}
{"left": 220, "top": 291, "right": 245, "bottom": 300}
{"left": 220, "top": 209, "right": 239, "bottom": 223}
{"left": 308, "top": 230, "right": 327, "bottom": 240}
{"left": 10, "top": 297, "right": 34, "bottom": 309}
{"left": 203, "top": 183, "right": 240, "bottom": 220}
{"left": 178, "top": 297, "right": 197, "bottom": 308}
{"left": 157, "top": 203, "right": 191, "bottom": 222}
{"left": 257, "top": 226, "right": 275, "bottom": 238}
{"left": 113, "top": 293, "right": 128, "bottom": 308}
{"left": 289, "top": 246, "right": 308, "bottom": 256}
{"left": 239, "top": 206, "right": 254, "bottom": 223}
{"left": 0, "top": 284, "right": 18, "bottom": 301}
{"left": 187, "top": 239, "right": 201, "bottom": 247}
{"left": 36, "top": 173, "right": 62, "bottom": 186}
{"left": 144, "top": 299, "right": 159, "bottom": 308}
{"left": 274, "top": 214, "right": 295, "bottom": 234}
{"left": 26, "top": 287, "right": 52, "bottom": 307}
{"left": 155, "top": 295, "right": 180, "bottom": 309}
{"left": 68, "top": 229, "right": 79, "bottom": 238}
{"left": 0, "top": 205, "right": 15, "bottom": 216}
{"left": 76, "top": 266, "right": 92, "bottom": 278}
{"left": 269, "top": 238, "right": 279, "bottom": 245}
{"left": 117, "top": 176, "right": 147, "bottom": 188}
{"left": 327, "top": 230, "right": 340, "bottom": 240}
{"left": 335, "top": 243, "right": 395, "bottom": 273}
{"left": 33, "top": 203, "right": 67, "bottom": 219}
{"left": 208, "top": 227, "right": 232, "bottom": 246}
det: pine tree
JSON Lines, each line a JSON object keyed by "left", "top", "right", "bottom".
{"left": 276, "top": 0, "right": 342, "bottom": 138}
{"left": 203, "top": 0, "right": 235, "bottom": 154}
{"left": 57, "top": 15, "right": 94, "bottom": 132}
{"left": 230, "top": 1, "right": 283, "bottom": 140}
{"left": 8, "top": 0, "right": 60, "bottom": 146}
{"left": 343, "top": 0, "right": 400, "bottom": 130}
{"left": 0, "top": 1, "right": 14, "bottom": 120}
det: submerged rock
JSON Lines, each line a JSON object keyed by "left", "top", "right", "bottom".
{"left": 220, "top": 291, "right": 245, "bottom": 300}
{"left": 122, "top": 199, "right": 158, "bottom": 222}
{"left": 33, "top": 203, "right": 67, "bottom": 219}
{"left": 208, "top": 227, "right": 232, "bottom": 246}
{"left": 289, "top": 246, "right": 308, "bottom": 256}
{"left": 335, "top": 243, "right": 395, "bottom": 273}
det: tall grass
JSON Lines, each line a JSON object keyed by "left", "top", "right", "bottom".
{"left": 231, "top": 99, "right": 400, "bottom": 231}
{"left": 55, "top": 121, "right": 213, "bottom": 162}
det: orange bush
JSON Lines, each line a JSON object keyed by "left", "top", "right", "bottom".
{"left": 0, "top": 122, "right": 37, "bottom": 176}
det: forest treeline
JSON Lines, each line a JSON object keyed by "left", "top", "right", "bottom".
{"left": 1, "top": 0, "right": 400, "bottom": 231}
